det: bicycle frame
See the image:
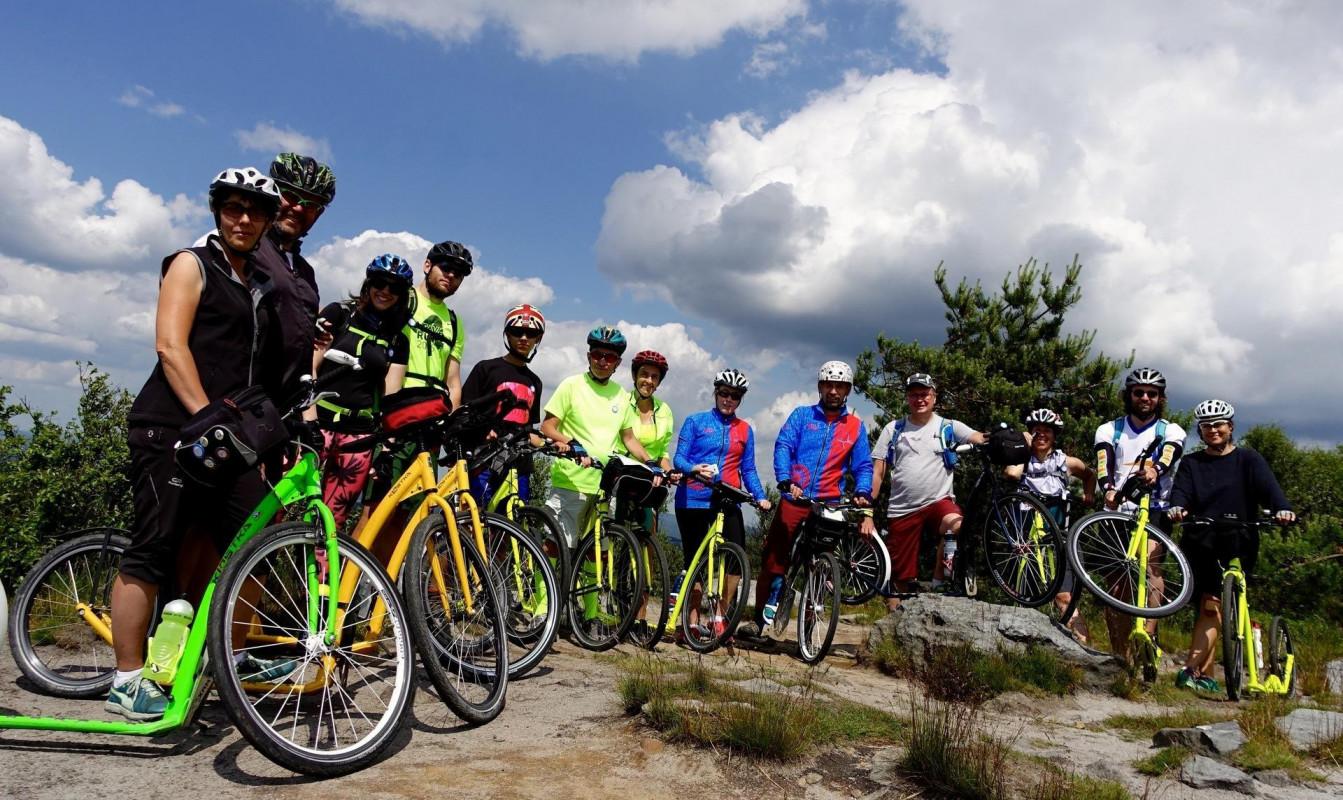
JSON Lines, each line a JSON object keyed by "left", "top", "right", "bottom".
{"left": 0, "top": 450, "right": 343, "bottom": 736}
{"left": 1224, "top": 558, "right": 1293, "bottom": 695}
{"left": 661, "top": 509, "right": 728, "bottom": 633}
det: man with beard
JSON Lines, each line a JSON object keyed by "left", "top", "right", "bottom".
{"left": 403, "top": 240, "right": 471, "bottom": 409}
{"left": 1093, "top": 367, "right": 1187, "bottom": 661}
{"left": 256, "top": 153, "right": 335, "bottom": 401}
{"left": 741, "top": 361, "right": 873, "bottom": 639}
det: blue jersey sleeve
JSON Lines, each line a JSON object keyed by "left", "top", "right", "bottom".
{"left": 849, "top": 420, "right": 874, "bottom": 496}
{"left": 673, "top": 414, "right": 699, "bottom": 474}
{"left": 773, "top": 408, "right": 803, "bottom": 487}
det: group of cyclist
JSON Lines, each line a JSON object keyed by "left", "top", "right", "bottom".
{"left": 106, "top": 155, "right": 1296, "bottom": 722}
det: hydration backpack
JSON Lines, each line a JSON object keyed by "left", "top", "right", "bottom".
{"left": 886, "top": 417, "right": 958, "bottom": 471}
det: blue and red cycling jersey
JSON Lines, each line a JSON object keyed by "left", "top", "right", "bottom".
{"left": 773, "top": 403, "right": 873, "bottom": 500}
{"left": 673, "top": 408, "right": 767, "bottom": 509}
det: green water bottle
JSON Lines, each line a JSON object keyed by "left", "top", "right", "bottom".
{"left": 143, "top": 599, "right": 194, "bottom": 685}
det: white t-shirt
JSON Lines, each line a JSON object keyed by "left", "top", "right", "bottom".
{"left": 1022, "top": 450, "right": 1070, "bottom": 498}
{"left": 874, "top": 415, "right": 976, "bottom": 517}
{"left": 1093, "top": 417, "right": 1187, "bottom": 510}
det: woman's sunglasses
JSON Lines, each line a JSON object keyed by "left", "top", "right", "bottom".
{"left": 367, "top": 277, "right": 406, "bottom": 293}
{"left": 715, "top": 389, "right": 745, "bottom": 401}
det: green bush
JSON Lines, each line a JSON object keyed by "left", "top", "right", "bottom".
{"left": 901, "top": 696, "right": 1012, "bottom": 800}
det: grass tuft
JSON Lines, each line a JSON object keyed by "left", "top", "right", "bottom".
{"left": 1133, "top": 745, "right": 1189, "bottom": 776}
{"left": 1026, "top": 766, "right": 1133, "bottom": 800}
{"left": 901, "top": 695, "right": 1014, "bottom": 800}
{"left": 1102, "top": 707, "right": 1232, "bottom": 740}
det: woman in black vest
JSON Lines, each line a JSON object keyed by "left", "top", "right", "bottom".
{"left": 108, "top": 167, "right": 284, "bottom": 722}
{"left": 307, "top": 254, "right": 412, "bottom": 526}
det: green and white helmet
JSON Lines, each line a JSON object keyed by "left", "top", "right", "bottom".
{"left": 269, "top": 153, "right": 336, "bottom": 204}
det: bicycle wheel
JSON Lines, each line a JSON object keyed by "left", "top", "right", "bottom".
{"left": 1067, "top": 511, "right": 1193, "bottom": 618}
{"left": 209, "top": 522, "right": 415, "bottom": 777}
{"left": 681, "top": 541, "right": 750, "bottom": 653}
{"left": 796, "top": 552, "right": 841, "bottom": 664}
{"left": 626, "top": 528, "right": 670, "bottom": 650}
{"left": 566, "top": 524, "right": 644, "bottom": 651}
{"left": 984, "top": 492, "right": 1066, "bottom": 607}
{"left": 405, "top": 514, "right": 509, "bottom": 724}
{"left": 1221, "top": 574, "right": 1244, "bottom": 701}
{"left": 837, "top": 532, "right": 890, "bottom": 606}
{"left": 1267, "top": 616, "right": 1295, "bottom": 697}
{"left": 515, "top": 505, "right": 570, "bottom": 627}
{"left": 472, "top": 511, "right": 559, "bottom": 678}
{"left": 9, "top": 529, "right": 128, "bottom": 698}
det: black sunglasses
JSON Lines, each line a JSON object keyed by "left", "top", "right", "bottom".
{"left": 506, "top": 327, "right": 540, "bottom": 339}
{"left": 1130, "top": 388, "right": 1162, "bottom": 399}
{"left": 715, "top": 389, "right": 744, "bottom": 401}
{"left": 367, "top": 277, "right": 406, "bottom": 292}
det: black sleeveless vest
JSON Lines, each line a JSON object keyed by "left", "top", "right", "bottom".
{"left": 129, "top": 237, "right": 272, "bottom": 429}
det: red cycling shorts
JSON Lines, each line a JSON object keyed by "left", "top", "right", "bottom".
{"left": 885, "top": 497, "right": 964, "bottom": 582}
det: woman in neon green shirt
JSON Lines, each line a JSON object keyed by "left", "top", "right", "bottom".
{"left": 627, "top": 350, "right": 674, "bottom": 470}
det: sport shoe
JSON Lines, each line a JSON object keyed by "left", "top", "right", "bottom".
{"left": 105, "top": 676, "right": 169, "bottom": 721}
{"left": 1192, "top": 674, "right": 1221, "bottom": 693}
{"left": 237, "top": 653, "right": 299, "bottom": 683}
{"left": 1175, "top": 667, "right": 1196, "bottom": 690}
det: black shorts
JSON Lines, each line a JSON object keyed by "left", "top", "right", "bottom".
{"left": 1181, "top": 525, "right": 1259, "bottom": 600}
{"left": 675, "top": 505, "right": 746, "bottom": 570}
{"left": 122, "top": 424, "right": 268, "bottom": 586}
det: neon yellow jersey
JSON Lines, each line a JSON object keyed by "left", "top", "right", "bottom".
{"left": 626, "top": 394, "right": 673, "bottom": 463}
{"left": 544, "top": 372, "right": 636, "bottom": 494}
{"left": 402, "top": 288, "right": 465, "bottom": 393}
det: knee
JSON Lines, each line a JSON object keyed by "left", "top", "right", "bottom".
{"left": 1199, "top": 595, "right": 1221, "bottom": 617}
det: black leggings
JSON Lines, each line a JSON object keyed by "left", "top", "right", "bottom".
{"left": 675, "top": 505, "right": 746, "bottom": 570}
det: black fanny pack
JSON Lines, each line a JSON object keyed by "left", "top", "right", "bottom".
{"left": 174, "top": 386, "right": 287, "bottom": 486}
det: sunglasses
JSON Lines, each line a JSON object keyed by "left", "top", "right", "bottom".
{"left": 367, "top": 277, "right": 406, "bottom": 292}
{"left": 589, "top": 351, "right": 620, "bottom": 365}
{"left": 430, "top": 262, "right": 469, "bottom": 278}
{"left": 506, "top": 327, "right": 540, "bottom": 340}
{"left": 715, "top": 389, "right": 745, "bottom": 401}
{"left": 1130, "top": 389, "right": 1162, "bottom": 399}
{"left": 280, "top": 190, "right": 324, "bottom": 210}
{"left": 219, "top": 201, "right": 267, "bottom": 220}
{"left": 1198, "top": 420, "right": 1231, "bottom": 431}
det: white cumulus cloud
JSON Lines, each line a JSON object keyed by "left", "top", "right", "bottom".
{"left": 116, "top": 84, "right": 188, "bottom": 118}
{"left": 235, "top": 122, "right": 333, "bottom": 163}
{"left": 330, "top": 0, "right": 806, "bottom": 61}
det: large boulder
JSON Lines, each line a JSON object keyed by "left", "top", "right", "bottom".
{"left": 1326, "top": 658, "right": 1343, "bottom": 696}
{"left": 1180, "top": 756, "right": 1257, "bottom": 795}
{"left": 1275, "top": 708, "right": 1343, "bottom": 750}
{"left": 1153, "top": 720, "right": 1246, "bottom": 756}
{"left": 868, "top": 595, "right": 1126, "bottom": 689}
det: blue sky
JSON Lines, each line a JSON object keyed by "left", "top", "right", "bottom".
{"left": 3, "top": 1, "right": 1343, "bottom": 455}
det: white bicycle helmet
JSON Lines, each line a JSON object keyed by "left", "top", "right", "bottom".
{"left": 1124, "top": 367, "right": 1167, "bottom": 391}
{"left": 208, "top": 166, "right": 282, "bottom": 216}
{"left": 1024, "top": 408, "right": 1064, "bottom": 429}
{"left": 713, "top": 368, "right": 749, "bottom": 391}
{"left": 1194, "top": 398, "right": 1235, "bottom": 423}
{"left": 818, "top": 360, "right": 854, "bottom": 384}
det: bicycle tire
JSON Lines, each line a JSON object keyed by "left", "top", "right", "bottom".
{"left": 405, "top": 514, "right": 509, "bottom": 724}
{"left": 626, "top": 528, "right": 671, "bottom": 651}
{"left": 470, "top": 510, "right": 560, "bottom": 678}
{"left": 1221, "top": 573, "right": 1243, "bottom": 701}
{"left": 209, "top": 522, "right": 416, "bottom": 776}
{"left": 566, "top": 524, "right": 644, "bottom": 651}
{"left": 1267, "top": 616, "right": 1295, "bottom": 697}
{"left": 680, "top": 541, "right": 750, "bottom": 653}
{"left": 837, "top": 532, "right": 890, "bottom": 605}
{"left": 984, "top": 492, "right": 1067, "bottom": 608}
{"left": 1066, "top": 511, "right": 1193, "bottom": 618}
{"left": 515, "top": 505, "right": 570, "bottom": 630}
{"left": 9, "top": 529, "right": 129, "bottom": 698}
{"left": 796, "top": 552, "right": 841, "bottom": 664}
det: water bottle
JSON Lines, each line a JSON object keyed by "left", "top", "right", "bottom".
{"left": 762, "top": 576, "right": 785, "bottom": 624}
{"left": 941, "top": 534, "right": 958, "bottom": 578}
{"left": 1252, "top": 621, "right": 1264, "bottom": 670}
{"left": 143, "top": 599, "right": 194, "bottom": 685}
{"left": 667, "top": 570, "right": 686, "bottom": 612}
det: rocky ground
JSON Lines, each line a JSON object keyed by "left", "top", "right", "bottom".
{"left": 0, "top": 605, "right": 1339, "bottom": 800}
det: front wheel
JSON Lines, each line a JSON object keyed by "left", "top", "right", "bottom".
{"left": 837, "top": 532, "right": 890, "bottom": 606}
{"left": 796, "top": 552, "right": 841, "bottom": 664}
{"left": 1067, "top": 512, "right": 1193, "bottom": 618}
{"left": 566, "top": 524, "right": 644, "bottom": 651}
{"left": 1221, "top": 573, "right": 1244, "bottom": 701}
{"left": 10, "top": 529, "right": 129, "bottom": 698}
{"left": 681, "top": 541, "right": 750, "bottom": 653}
{"left": 625, "top": 529, "right": 670, "bottom": 651}
{"left": 209, "top": 523, "right": 416, "bottom": 777}
{"left": 1267, "top": 617, "right": 1295, "bottom": 697}
{"left": 405, "top": 514, "right": 509, "bottom": 725}
{"left": 473, "top": 511, "right": 560, "bottom": 679}
{"left": 984, "top": 492, "right": 1066, "bottom": 607}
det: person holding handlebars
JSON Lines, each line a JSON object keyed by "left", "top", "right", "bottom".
{"left": 1168, "top": 399, "right": 1295, "bottom": 693}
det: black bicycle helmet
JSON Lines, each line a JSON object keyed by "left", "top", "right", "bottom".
{"left": 427, "top": 241, "right": 474, "bottom": 274}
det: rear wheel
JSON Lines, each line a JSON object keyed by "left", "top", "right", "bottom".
{"left": 1067, "top": 511, "right": 1193, "bottom": 617}
{"left": 473, "top": 511, "right": 560, "bottom": 678}
{"left": 10, "top": 529, "right": 128, "bottom": 697}
{"left": 566, "top": 524, "right": 644, "bottom": 651}
{"left": 796, "top": 552, "right": 841, "bottom": 664}
{"left": 515, "top": 505, "right": 570, "bottom": 634}
{"left": 984, "top": 492, "right": 1066, "bottom": 607}
{"left": 1221, "top": 573, "right": 1244, "bottom": 701}
{"left": 681, "top": 541, "right": 750, "bottom": 653}
{"left": 209, "top": 523, "right": 416, "bottom": 776}
{"left": 404, "top": 514, "right": 509, "bottom": 725}
{"left": 1267, "top": 616, "right": 1295, "bottom": 697}
{"left": 626, "top": 529, "right": 670, "bottom": 650}
{"left": 837, "top": 532, "right": 890, "bottom": 605}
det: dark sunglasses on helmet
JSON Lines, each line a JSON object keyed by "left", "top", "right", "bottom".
{"left": 506, "top": 326, "right": 540, "bottom": 339}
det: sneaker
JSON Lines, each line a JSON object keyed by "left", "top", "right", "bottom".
{"left": 736, "top": 621, "right": 765, "bottom": 643}
{"left": 1175, "top": 667, "right": 1196, "bottom": 690}
{"left": 1192, "top": 674, "right": 1221, "bottom": 694}
{"left": 237, "top": 653, "right": 299, "bottom": 683}
{"left": 105, "top": 676, "right": 168, "bottom": 721}
{"left": 710, "top": 617, "right": 727, "bottom": 638}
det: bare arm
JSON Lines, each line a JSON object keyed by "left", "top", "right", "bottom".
{"left": 446, "top": 358, "right": 462, "bottom": 410}
{"left": 156, "top": 253, "right": 208, "bottom": 415}
{"left": 383, "top": 364, "right": 406, "bottom": 397}
{"left": 1003, "top": 463, "right": 1024, "bottom": 480}
{"left": 871, "top": 459, "right": 887, "bottom": 490}
{"left": 1066, "top": 455, "right": 1096, "bottom": 504}
{"left": 621, "top": 427, "right": 653, "bottom": 462}
{"left": 967, "top": 429, "right": 988, "bottom": 445}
